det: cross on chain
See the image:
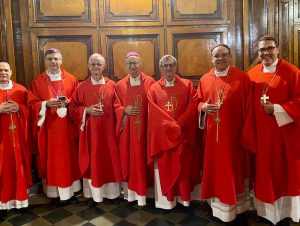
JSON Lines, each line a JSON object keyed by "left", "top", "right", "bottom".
{"left": 9, "top": 114, "right": 16, "bottom": 147}
{"left": 261, "top": 94, "right": 269, "bottom": 104}
{"left": 133, "top": 96, "right": 142, "bottom": 140}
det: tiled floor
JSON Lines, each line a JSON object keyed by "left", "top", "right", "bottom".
{"left": 1, "top": 194, "right": 299, "bottom": 226}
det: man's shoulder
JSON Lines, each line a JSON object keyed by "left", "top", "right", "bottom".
{"left": 279, "top": 59, "right": 299, "bottom": 73}
{"left": 12, "top": 81, "right": 27, "bottom": 92}
{"left": 63, "top": 70, "right": 78, "bottom": 81}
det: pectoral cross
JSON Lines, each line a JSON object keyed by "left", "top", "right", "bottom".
{"left": 214, "top": 111, "right": 221, "bottom": 143}
{"left": 98, "top": 102, "right": 104, "bottom": 111}
{"left": 261, "top": 94, "right": 269, "bottom": 104}
{"left": 134, "top": 95, "right": 142, "bottom": 140}
{"left": 165, "top": 101, "right": 173, "bottom": 112}
{"left": 9, "top": 114, "right": 16, "bottom": 147}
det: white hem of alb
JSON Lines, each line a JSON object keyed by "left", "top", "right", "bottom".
{"left": 122, "top": 182, "right": 149, "bottom": 206}
{"left": 154, "top": 160, "right": 200, "bottom": 210}
{"left": 82, "top": 179, "right": 121, "bottom": 202}
{"left": 0, "top": 199, "right": 28, "bottom": 210}
{"left": 255, "top": 196, "right": 300, "bottom": 224}
{"left": 37, "top": 101, "right": 47, "bottom": 127}
{"left": 43, "top": 180, "right": 81, "bottom": 200}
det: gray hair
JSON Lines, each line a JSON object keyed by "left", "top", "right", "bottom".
{"left": 88, "top": 53, "right": 106, "bottom": 65}
{"left": 159, "top": 55, "right": 177, "bottom": 67}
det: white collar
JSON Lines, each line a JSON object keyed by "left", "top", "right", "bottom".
{"left": 214, "top": 66, "right": 230, "bottom": 77}
{"left": 129, "top": 75, "right": 141, "bottom": 86}
{"left": 263, "top": 58, "right": 278, "bottom": 73}
{"left": 91, "top": 76, "right": 105, "bottom": 85}
{"left": 47, "top": 71, "right": 62, "bottom": 81}
{"left": 0, "top": 80, "right": 13, "bottom": 90}
{"left": 165, "top": 77, "right": 175, "bottom": 87}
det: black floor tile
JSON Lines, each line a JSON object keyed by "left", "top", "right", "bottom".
{"left": 114, "top": 220, "right": 137, "bottom": 226}
{"left": 43, "top": 208, "right": 73, "bottom": 224}
{"left": 110, "top": 205, "right": 138, "bottom": 218}
{"left": 77, "top": 206, "right": 105, "bottom": 221}
{"left": 8, "top": 212, "right": 39, "bottom": 226}
{"left": 145, "top": 217, "right": 175, "bottom": 226}
{"left": 179, "top": 214, "right": 211, "bottom": 226}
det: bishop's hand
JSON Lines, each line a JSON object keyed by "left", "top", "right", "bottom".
{"left": 0, "top": 100, "right": 19, "bottom": 113}
{"left": 125, "top": 105, "right": 140, "bottom": 115}
{"left": 86, "top": 104, "right": 104, "bottom": 116}
{"left": 201, "top": 101, "right": 219, "bottom": 115}
{"left": 46, "top": 98, "right": 63, "bottom": 108}
{"left": 260, "top": 100, "right": 274, "bottom": 115}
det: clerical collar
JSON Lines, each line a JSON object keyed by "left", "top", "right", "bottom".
{"left": 91, "top": 76, "right": 105, "bottom": 85}
{"left": 165, "top": 77, "right": 175, "bottom": 87}
{"left": 263, "top": 58, "right": 278, "bottom": 73}
{"left": 0, "top": 80, "right": 13, "bottom": 90}
{"left": 214, "top": 66, "right": 230, "bottom": 77}
{"left": 47, "top": 71, "right": 62, "bottom": 81}
{"left": 129, "top": 75, "right": 141, "bottom": 86}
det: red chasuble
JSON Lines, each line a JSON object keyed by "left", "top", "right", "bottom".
{"left": 0, "top": 82, "right": 32, "bottom": 205}
{"left": 197, "top": 66, "right": 255, "bottom": 205}
{"left": 114, "top": 73, "right": 155, "bottom": 196}
{"left": 147, "top": 75, "right": 201, "bottom": 202}
{"left": 248, "top": 59, "right": 300, "bottom": 203}
{"left": 27, "top": 70, "right": 80, "bottom": 187}
{"left": 69, "top": 77, "right": 122, "bottom": 187}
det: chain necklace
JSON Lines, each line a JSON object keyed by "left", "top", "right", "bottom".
{"left": 259, "top": 67, "right": 278, "bottom": 104}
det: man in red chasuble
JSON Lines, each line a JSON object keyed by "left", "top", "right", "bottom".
{"left": 0, "top": 62, "right": 32, "bottom": 220}
{"left": 147, "top": 55, "right": 201, "bottom": 210}
{"left": 197, "top": 44, "right": 255, "bottom": 223}
{"left": 69, "top": 53, "right": 122, "bottom": 206}
{"left": 114, "top": 52, "right": 155, "bottom": 206}
{"left": 28, "top": 49, "right": 81, "bottom": 205}
{"left": 248, "top": 36, "right": 300, "bottom": 226}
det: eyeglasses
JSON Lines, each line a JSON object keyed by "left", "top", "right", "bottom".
{"left": 89, "top": 63, "right": 105, "bottom": 67}
{"left": 46, "top": 57, "right": 61, "bottom": 61}
{"left": 126, "top": 61, "right": 140, "bottom": 66}
{"left": 212, "top": 53, "right": 230, "bottom": 59}
{"left": 258, "top": 46, "right": 276, "bottom": 54}
{"left": 162, "top": 63, "right": 176, "bottom": 68}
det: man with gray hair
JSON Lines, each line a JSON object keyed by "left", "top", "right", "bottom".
{"left": 69, "top": 53, "right": 122, "bottom": 206}
{"left": 28, "top": 48, "right": 81, "bottom": 206}
{"left": 147, "top": 55, "right": 201, "bottom": 210}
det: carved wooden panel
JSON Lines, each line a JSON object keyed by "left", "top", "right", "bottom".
{"left": 167, "top": 27, "right": 228, "bottom": 85}
{"left": 31, "top": 30, "right": 98, "bottom": 81}
{"left": 29, "top": 0, "right": 96, "bottom": 27}
{"left": 294, "top": 0, "right": 300, "bottom": 23}
{"left": 100, "top": 29, "right": 164, "bottom": 80}
{"left": 99, "top": 0, "right": 163, "bottom": 26}
{"left": 243, "top": 0, "right": 280, "bottom": 70}
{"left": 0, "top": 0, "right": 16, "bottom": 81}
{"left": 166, "top": 0, "right": 228, "bottom": 25}
{"left": 293, "top": 26, "right": 300, "bottom": 67}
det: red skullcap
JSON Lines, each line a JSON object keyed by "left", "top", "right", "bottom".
{"left": 126, "top": 51, "right": 140, "bottom": 58}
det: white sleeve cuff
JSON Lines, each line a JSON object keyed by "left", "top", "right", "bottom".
{"left": 80, "top": 108, "right": 87, "bottom": 131}
{"left": 37, "top": 101, "right": 47, "bottom": 127}
{"left": 274, "top": 104, "right": 294, "bottom": 127}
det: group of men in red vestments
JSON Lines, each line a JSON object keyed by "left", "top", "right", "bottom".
{"left": 0, "top": 35, "right": 299, "bottom": 226}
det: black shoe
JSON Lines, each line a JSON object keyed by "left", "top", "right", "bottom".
{"left": 276, "top": 218, "right": 290, "bottom": 226}
{"left": 0, "top": 210, "right": 7, "bottom": 221}
{"left": 50, "top": 197, "right": 61, "bottom": 207}
{"left": 257, "top": 216, "right": 273, "bottom": 225}
{"left": 68, "top": 196, "right": 79, "bottom": 204}
{"left": 88, "top": 198, "right": 97, "bottom": 207}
